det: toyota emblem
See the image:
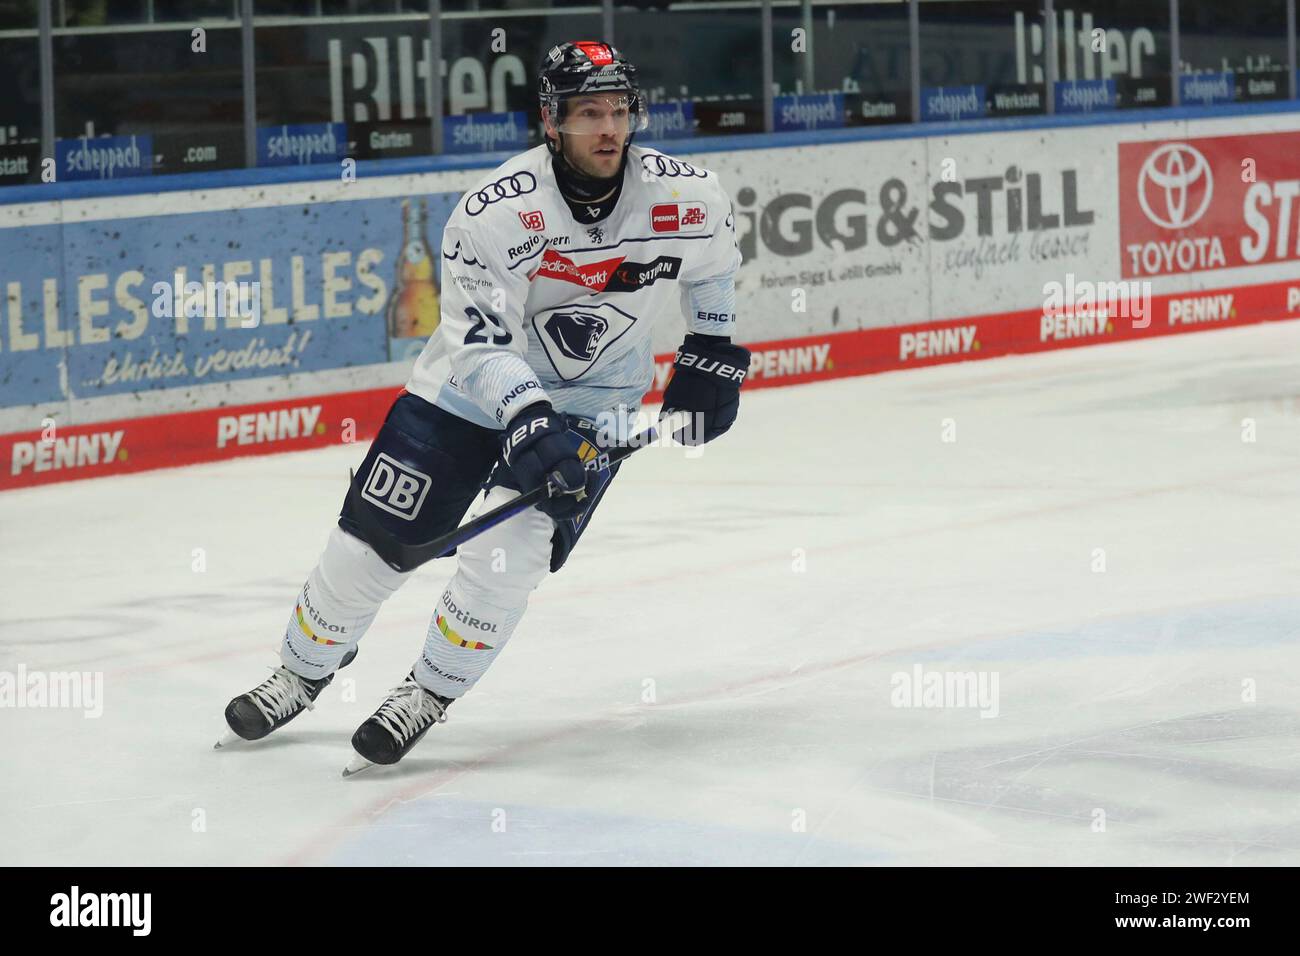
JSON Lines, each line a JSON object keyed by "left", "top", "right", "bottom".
{"left": 1137, "top": 142, "right": 1213, "bottom": 230}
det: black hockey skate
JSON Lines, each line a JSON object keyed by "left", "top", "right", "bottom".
{"left": 217, "top": 647, "right": 358, "bottom": 747}
{"left": 343, "top": 672, "right": 453, "bottom": 777}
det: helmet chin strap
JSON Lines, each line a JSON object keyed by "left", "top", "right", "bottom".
{"left": 547, "top": 129, "right": 633, "bottom": 202}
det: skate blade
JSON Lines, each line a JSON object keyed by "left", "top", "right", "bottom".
{"left": 213, "top": 729, "right": 245, "bottom": 750}
{"left": 342, "top": 752, "right": 375, "bottom": 778}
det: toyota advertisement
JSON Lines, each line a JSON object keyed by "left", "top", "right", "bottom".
{"left": 1120, "top": 131, "right": 1300, "bottom": 278}
{"left": 5, "top": 109, "right": 1300, "bottom": 488}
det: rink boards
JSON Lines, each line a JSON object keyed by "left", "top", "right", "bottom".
{"left": 3, "top": 104, "right": 1300, "bottom": 489}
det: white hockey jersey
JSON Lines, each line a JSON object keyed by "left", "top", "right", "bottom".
{"left": 405, "top": 143, "right": 742, "bottom": 430}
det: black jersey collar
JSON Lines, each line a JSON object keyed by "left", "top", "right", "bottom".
{"left": 550, "top": 150, "right": 627, "bottom": 224}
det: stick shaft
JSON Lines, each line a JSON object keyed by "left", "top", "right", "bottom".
{"left": 348, "top": 426, "right": 658, "bottom": 572}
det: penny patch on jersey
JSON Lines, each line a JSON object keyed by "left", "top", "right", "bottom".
{"left": 650, "top": 202, "right": 707, "bottom": 233}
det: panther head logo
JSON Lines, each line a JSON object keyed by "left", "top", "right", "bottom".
{"left": 544, "top": 311, "right": 609, "bottom": 361}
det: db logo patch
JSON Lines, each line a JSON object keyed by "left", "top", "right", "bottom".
{"left": 519, "top": 209, "right": 546, "bottom": 231}
{"left": 362, "top": 453, "right": 432, "bottom": 520}
{"left": 650, "top": 202, "right": 707, "bottom": 233}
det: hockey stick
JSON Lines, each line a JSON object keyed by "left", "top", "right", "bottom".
{"left": 346, "top": 423, "right": 662, "bottom": 573}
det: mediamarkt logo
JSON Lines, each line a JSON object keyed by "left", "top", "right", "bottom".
{"left": 536, "top": 248, "right": 623, "bottom": 290}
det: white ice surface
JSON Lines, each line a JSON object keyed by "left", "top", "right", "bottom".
{"left": 2, "top": 321, "right": 1299, "bottom": 866}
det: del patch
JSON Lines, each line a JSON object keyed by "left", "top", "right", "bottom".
{"left": 650, "top": 202, "right": 707, "bottom": 233}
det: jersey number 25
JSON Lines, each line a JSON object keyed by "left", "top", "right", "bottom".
{"left": 463, "top": 306, "right": 513, "bottom": 346}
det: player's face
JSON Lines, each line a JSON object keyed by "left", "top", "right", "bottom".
{"left": 548, "top": 94, "right": 632, "bottom": 179}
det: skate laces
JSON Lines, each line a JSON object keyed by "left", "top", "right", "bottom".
{"left": 372, "top": 679, "right": 448, "bottom": 745}
{"left": 249, "top": 666, "right": 315, "bottom": 723}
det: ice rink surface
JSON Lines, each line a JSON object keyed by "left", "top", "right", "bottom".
{"left": 3, "top": 321, "right": 1299, "bottom": 866}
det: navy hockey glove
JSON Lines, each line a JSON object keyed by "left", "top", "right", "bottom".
{"left": 500, "top": 402, "right": 595, "bottom": 521}
{"left": 660, "top": 333, "right": 750, "bottom": 446}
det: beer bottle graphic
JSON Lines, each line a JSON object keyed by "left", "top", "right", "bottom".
{"left": 387, "top": 198, "right": 440, "bottom": 340}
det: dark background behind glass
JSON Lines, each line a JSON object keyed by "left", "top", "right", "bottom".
{"left": 54, "top": 26, "right": 245, "bottom": 174}
{"left": 1180, "top": 0, "right": 1289, "bottom": 102}
{"left": 772, "top": 2, "right": 912, "bottom": 124}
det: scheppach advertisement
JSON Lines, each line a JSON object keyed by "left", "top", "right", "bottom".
{"left": 5, "top": 108, "right": 1300, "bottom": 489}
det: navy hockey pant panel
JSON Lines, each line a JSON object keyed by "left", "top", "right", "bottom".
{"left": 338, "top": 392, "right": 501, "bottom": 559}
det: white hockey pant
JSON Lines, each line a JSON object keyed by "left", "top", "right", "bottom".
{"left": 279, "top": 486, "right": 554, "bottom": 698}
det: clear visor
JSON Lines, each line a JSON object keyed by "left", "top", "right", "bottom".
{"left": 552, "top": 93, "right": 649, "bottom": 135}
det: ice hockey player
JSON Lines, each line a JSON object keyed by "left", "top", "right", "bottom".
{"left": 220, "top": 40, "right": 750, "bottom": 774}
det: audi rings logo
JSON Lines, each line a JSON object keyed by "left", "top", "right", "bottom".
{"left": 465, "top": 172, "right": 538, "bottom": 216}
{"left": 640, "top": 153, "right": 708, "bottom": 179}
{"left": 1137, "top": 143, "right": 1213, "bottom": 230}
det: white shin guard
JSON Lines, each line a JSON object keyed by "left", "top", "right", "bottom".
{"left": 281, "top": 525, "right": 412, "bottom": 678}
{"left": 415, "top": 487, "right": 554, "bottom": 698}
